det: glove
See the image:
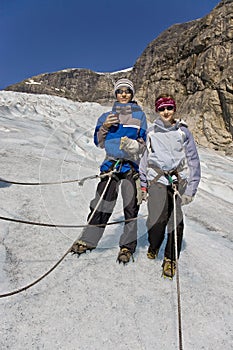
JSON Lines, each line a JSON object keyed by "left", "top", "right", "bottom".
{"left": 103, "top": 113, "right": 119, "bottom": 128}
{"left": 181, "top": 194, "right": 194, "bottom": 206}
{"left": 141, "top": 187, "right": 148, "bottom": 202}
{"left": 120, "top": 136, "right": 139, "bottom": 155}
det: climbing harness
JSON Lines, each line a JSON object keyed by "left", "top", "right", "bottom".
{"left": 147, "top": 164, "right": 182, "bottom": 187}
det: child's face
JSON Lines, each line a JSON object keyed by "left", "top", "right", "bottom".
{"left": 116, "top": 88, "right": 133, "bottom": 104}
{"left": 158, "top": 106, "right": 175, "bottom": 124}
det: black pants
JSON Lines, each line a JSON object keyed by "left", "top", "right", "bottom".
{"left": 79, "top": 171, "right": 139, "bottom": 253}
{"left": 147, "top": 182, "right": 184, "bottom": 261}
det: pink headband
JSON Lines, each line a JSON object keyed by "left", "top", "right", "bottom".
{"left": 155, "top": 97, "right": 176, "bottom": 112}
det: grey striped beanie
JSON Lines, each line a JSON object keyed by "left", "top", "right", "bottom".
{"left": 114, "top": 78, "right": 135, "bottom": 96}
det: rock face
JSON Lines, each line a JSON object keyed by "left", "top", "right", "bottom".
{"left": 4, "top": 0, "right": 233, "bottom": 154}
{"left": 132, "top": 0, "right": 233, "bottom": 153}
{"left": 4, "top": 68, "right": 130, "bottom": 106}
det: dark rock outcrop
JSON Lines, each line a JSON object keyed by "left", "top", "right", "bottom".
{"left": 5, "top": 68, "right": 129, "bottom": 105}
{"left": 131, "top": 0, "right": 233, "bottom": 153}
{"left": 4, "top": 0, "right": 233, "bottom": 154}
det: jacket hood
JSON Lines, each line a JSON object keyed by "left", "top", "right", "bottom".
{"left": 112, "top": 101, "right": 142, "bottom": 113}
{"left": 153, "top": 117, "right": 187, "bottom": 132}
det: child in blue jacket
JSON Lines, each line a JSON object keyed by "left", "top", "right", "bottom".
{"left": 72, "top": 79, "right": 147, "bottom": 263}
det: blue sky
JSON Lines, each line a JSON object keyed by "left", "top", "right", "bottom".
{"left": 0, "top": 0, "right": 220, "bottom": 89}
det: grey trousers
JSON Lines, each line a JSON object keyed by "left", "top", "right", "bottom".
{"left": 147, "top": 182, "right": 184, "bottom": 260}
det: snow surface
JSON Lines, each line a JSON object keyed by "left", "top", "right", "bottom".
{"left": 25, "top": 79, "right": 42, "bottom": 85}
{"left": 98, "top": 67, "right": 133, "bottom": 75}
{"left": 0, "top": 91, "right": 232, "bottom": 350}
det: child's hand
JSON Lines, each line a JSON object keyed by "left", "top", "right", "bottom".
{"left": 181, "top": 194, "right": 194, "bottom": 205}
{"left": 120, "top": 136, "right": 139, "bottom": 154}
{"left": 103, "top": 114, "right": 119, "bottom": 128}
{"left": 141, "top": 188, "right": 148, "bottom": 202}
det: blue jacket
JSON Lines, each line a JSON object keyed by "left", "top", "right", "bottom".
{"left": 94, "top": 101, "right": 147, "bottom": 173}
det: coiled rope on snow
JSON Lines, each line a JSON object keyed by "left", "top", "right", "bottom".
{"left": 0, "top": 168, "right": 146, "bottom": 298}
{"left": 0, "top": 167, "right": 185, "bottom": 350}
{"left": 0, "top": 214, "right": 147, "bottom": 299}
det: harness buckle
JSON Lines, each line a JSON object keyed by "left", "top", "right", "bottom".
{"left": 164, "top": 170, "right": 179, "bottom": 185}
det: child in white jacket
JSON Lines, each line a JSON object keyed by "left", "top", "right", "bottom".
{"left": 139, "top": 94, "right": 201, "bottom": 278}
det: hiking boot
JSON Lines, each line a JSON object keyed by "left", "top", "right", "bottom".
{"left": 162, "top": 257, "right": 176, "bottom": 279}
{"left": 147, "top": 246, "right": 159, "bottom": 260}
{"left": 70, "top": 240, "right": 94, "bottom": 255}
{"left": 117, "top": 248, "right": 132, "bottom": 264}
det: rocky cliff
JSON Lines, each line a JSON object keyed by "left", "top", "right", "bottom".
{"left": 4, "top": 0, "right": 233, "bottom": 154}
{"left": 4, "top": 68, "right": 129, "bottom": 106}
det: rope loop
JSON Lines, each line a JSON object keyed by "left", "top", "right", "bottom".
{"left": 0, "top": 169, "right": 146, "bottom": 298}
{"left": 172, "top": 184, "right": 184, "bottom": 350}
